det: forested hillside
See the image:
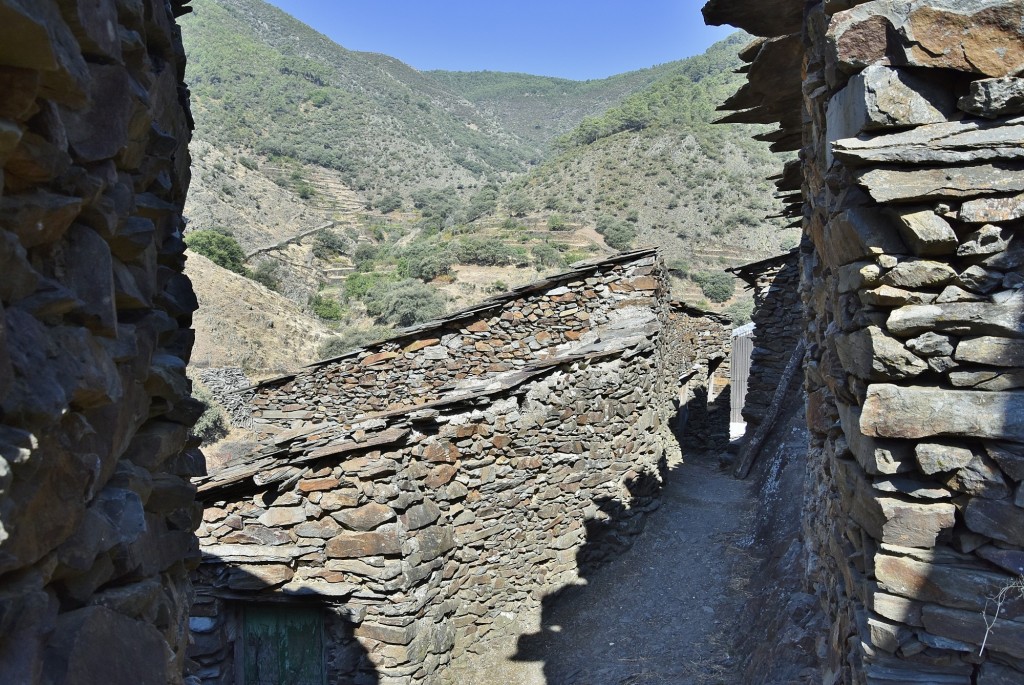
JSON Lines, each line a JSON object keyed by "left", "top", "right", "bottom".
{"left": 428, "top": 62, "right": 686, "bottom": 152}
{"left": 182, "top": 0, "right": 532, "bottom": 206}
{"left": 179, "top": 0, "right": 792, "bottom": 373}
{"left": 503, "top": 33, "right": 797, "bottom": 276}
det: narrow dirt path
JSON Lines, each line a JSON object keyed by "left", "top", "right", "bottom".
{"left": 445, "top": 451, "right": 758, "bottom": 685}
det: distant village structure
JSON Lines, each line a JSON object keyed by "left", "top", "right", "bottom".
{"left": 0, "top": 0, "right": 1022, "bottom": 683}
{"left": 705, "top": 0, "right": 1024, "bottom": 682}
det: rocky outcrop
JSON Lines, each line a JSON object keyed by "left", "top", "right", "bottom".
{"left": 707, "top": 0, "right": 1024, "bottom": 682}
{"left": 0, "top": 1, "right": 200, "bottom": 683}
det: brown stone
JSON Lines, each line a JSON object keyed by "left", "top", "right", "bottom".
{"left": 225, "top": 563, "right": 294, "bottom": 590}
{"left": 297, "top": 476, "right": 340, "bottom": 492}
{"left": 424, "top": 464, "right": 458, "bottom": 488}
{"left": 630, "top": 276, "right": 659, "bottom": 291}
{"left": 874, "top": 553, "right": 1014, "bottom": 614}
{"left": 403, "top": 338, "right": 439, "bottom": 353}
{"left": 361, "top": 351, "right": 399, "bottom": 366}
{"left": 326, "top": 527, "right": 402, "bottom": 558}
{"left": 258, "top": 506, "right": 306, "bottom": 527}
{"left": 466, "top": 320, "right": 489, "bottom": 333}
{"left": 333, "top": 502, "right": 395, "bottom": 531}
{"left": 828, "top": 1, "right": 1024, "bottom": 78}
{"left": 0, "top": 1, "right": 58, "bottom": 71}
{"left": 318, "top": 490, "right": 361, "bottom": 511}
{"left": 422, "top": 440, "right": 457, "bottom": 464}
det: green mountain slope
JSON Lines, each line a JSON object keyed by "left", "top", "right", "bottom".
{"left": 427, "top": 62, "right": 685, "bottom": 152}
{"left": 181, "top": 0, "right": 534, "bottom": 203}
{"left": 502, "top": 34, "right": 798, "bottom": 278}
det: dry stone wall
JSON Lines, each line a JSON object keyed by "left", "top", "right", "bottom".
{"left": 246, "top": 252, "right": 667, "bottom": 437}
{"left": 188, "top": 253, "right": 729, "bottom": 685}
{"left": 706, "top": 0, "right": 1024, "bottom": 682}
{"left": 0, "top": 1, "right": 201, "bottom": 683}
{"left": 664, "top": 303, "right": 734, "bottom": 452}
{"left": 731, "top": 252, "right": 803, "bottom": 432}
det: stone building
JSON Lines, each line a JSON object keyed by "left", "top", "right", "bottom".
{"left": 728, "top": 250, "right": 803, "bottom": 433}
{"left": 705, "top": 0, "right": 1024, "bottom": 682}
{"left": 187, "top": 250, "right": 734, "bottom": 684}
{"left": 0, "top": 0, "right": 201, "bottom": 683}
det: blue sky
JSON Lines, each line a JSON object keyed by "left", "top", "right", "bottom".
{"left": 263, "top": 1, "right": 734, "bottom": 80}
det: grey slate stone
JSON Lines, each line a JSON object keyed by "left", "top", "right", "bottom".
{"left": 959, "top": 77, "right": 1024, "bottom": 119}
{"left": 861, "top": 384, "right": 1024, "bottom": 441}
{"left": 856, "top": 163, "right": 1024, "bottom": 204}
{"left": 887, "top": 207, "right": 959, "bottom": 257}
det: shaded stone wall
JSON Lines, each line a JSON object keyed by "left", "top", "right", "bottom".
{"left": 732, "top": 252, "right": 803, "bottom": 432}
{"left": 706, "top": 1, "right": 1024, "bottom": 683}
{"left": 187, "top": 254, "right": 734, "bottom": 684}
{"left": 665, "top": 303, "right": 734, "bottom": 452}
{"left": 0, "top": 1, "right": 201, "bottom": 682}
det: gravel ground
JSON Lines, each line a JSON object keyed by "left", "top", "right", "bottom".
{"left": 444, "top": 449, "right": 758, "bottom": 685}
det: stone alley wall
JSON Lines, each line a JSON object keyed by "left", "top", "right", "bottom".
{"left": 188, "top": 252, "right": 732, "bottom": 684}
{"left": 730, "top": 251, "right": 803, "bottom": 433}
{"left": 706, "top": 0, "right": 1024, "bottom": 683}
{"left": 0, "top": 1, "right": 201, "bottom": 683}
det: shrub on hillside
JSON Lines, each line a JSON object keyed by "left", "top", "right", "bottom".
{"left": 595, "top": 215, "right": 637, "bottom": 252}
{"left": 373, "top": 192, "right": 403, "bottom": 214}
{"left": 505, "top": 191, "right": 534, "bottom": 217}
{"left": 465, "top": 186, "right": 499, "bottom": 222}
{"left": 309, "top": 292, "right": 345, "bottom": 320}
{"left": 344, "top": 271, "right": 397, "bottom": 301}
{"left": 190, "top": 381, "right": 229, "bottom": 444}
{"left": 531, "top": 242, "right": 564, "bottom": 268}
{"left": 312, "top": 229, "right": 347, "bottom": 260}
{"left": 397, "top": 240, "right": 455, "bottom": 281}
{"left": 364, "top": 279, "right": 447, "bottom": 328}
{"left": 456, "top": 237, "right": 529, "bottom": 267}
{"left": 186, "top": 229, "right": 249, "bottom": 275}
{"left": 547, "top": 214, "right": 570, "bottom": 231}
{"left": 251, "top": 259, "right": 281, "bottom": 290}
{"left": 693, "top": 271, "right": 735, "bottom": 303}
{"left": 724, "top": 299, "right": 753, "bottom": 325}
{"left": 319, "top": 325, "right": 396, "bottom": 358}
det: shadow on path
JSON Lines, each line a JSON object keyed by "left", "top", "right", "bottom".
{"left": 509, "top": 455, "right": 754, "bottom": 685}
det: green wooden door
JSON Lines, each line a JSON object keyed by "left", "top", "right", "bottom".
{"left": 243, "top": 605, "right": 324, "bottom": 685}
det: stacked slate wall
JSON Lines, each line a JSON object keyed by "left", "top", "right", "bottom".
{"left": 740, "top": 254, "right": 803, "bottom": 432}
{"left": 246, "top": 254, "right": 667, "bottom": 438}
{"left": 706, "top": 0, "right": 1024, "bottom": 682}
{"left": 665, "top": 304, "right": 734, "bottom": 452}
{"left": 188, "top": 255, "right": 732, "bottom": 684}
{"left": 0, "top": 1, "right": 201, "bottom": 683}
